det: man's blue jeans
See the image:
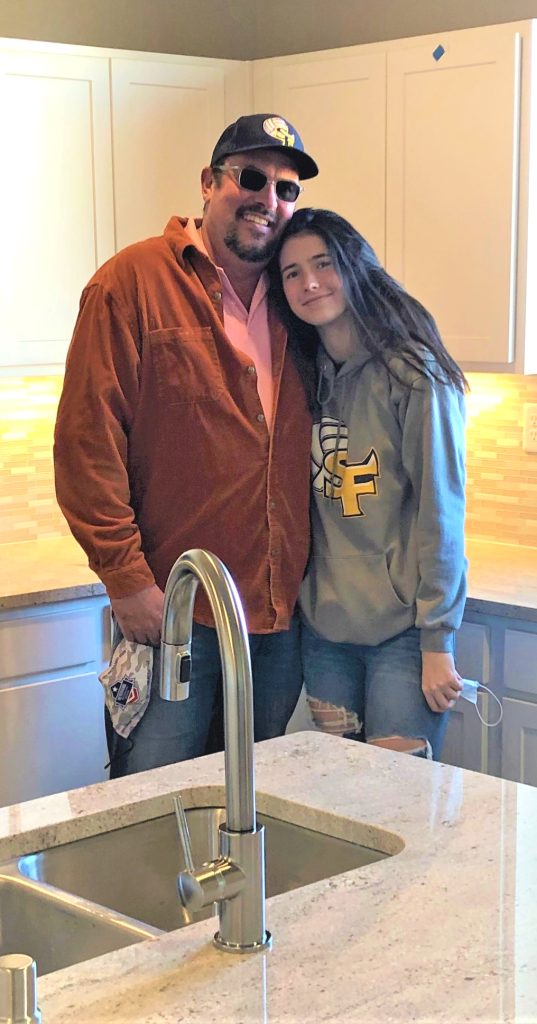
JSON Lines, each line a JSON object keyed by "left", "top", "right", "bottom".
{"left": 106, "top": 614, "right": 302, "bottom": 778}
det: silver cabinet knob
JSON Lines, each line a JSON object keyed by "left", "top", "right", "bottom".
{"left": 0, "top": 954, "right": 41, "bottom": 1024}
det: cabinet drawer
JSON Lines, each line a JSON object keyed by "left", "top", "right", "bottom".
{"left": 503, "top": 629, "right": 537, "bottom": 695}
{"left": 0, "top": 606, "right": 101, "bottom": 680}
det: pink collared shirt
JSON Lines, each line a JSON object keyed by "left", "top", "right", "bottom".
{"left": 185, "top": 219, "right": 274, "bottom": 429}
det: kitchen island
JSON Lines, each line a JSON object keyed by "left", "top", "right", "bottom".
{"left": 1, "top": 730, "right": 535, "bottom": 1023}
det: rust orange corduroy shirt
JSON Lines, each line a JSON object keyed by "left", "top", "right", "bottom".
{"left": 54, "top": 217, "right": 312, "bottom": 633}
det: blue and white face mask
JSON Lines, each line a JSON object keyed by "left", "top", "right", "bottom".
{"left": 460, "top": 679, "right": 503, "bottom": 727}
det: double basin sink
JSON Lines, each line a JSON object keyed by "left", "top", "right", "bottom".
{"left": 0, "top": 802, "right": 403, "bottom": 975}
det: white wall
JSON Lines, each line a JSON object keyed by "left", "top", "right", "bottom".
{"left": 0, "top": 0, "right": 254, "bottom": 58}
{"left": 3, "top": 0, "right": 537, "bottom": 59}
{"left": 251, "top": 0, "right": 537, "bottom": 57}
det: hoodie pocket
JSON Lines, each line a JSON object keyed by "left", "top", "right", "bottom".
{"left": 300, "top": 552, "right": 414, "bottom": 646}
{"left": 148, "top": 327, "right": 225, "bottom": 406}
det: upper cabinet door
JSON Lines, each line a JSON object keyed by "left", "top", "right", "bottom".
{"left": 111, "top": 59, "right": 230, "bottom": 249}
{"left": 0, "top": 50, "right": 115, "bottom": 371}
{"left": 253, "top": 52, "right": 386, "bottom": 262}
{"left": 386, "top": 30, "right": 522, "bottom": 368}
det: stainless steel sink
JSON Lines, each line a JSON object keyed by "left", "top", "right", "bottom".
{"left": 0, "top": 865, "right": 162, "bottom": 976}
{"left": 0, "top": 805, "right": 401, "bottom": 974}
{"left": 16, "top": 806, "right": 397, "bottom": 932}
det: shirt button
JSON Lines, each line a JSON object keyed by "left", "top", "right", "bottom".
{"left": 247, "top": 365, "right": 256, "bottom": 375}
{"left": 256, "top": 413, "right": 265, "bottom": 423}
{"left": 269, "top": 500, "right": 276, "bottom": 510}
{"left": 271, "top": 548, "right": 280, "bottom": 557}
{"left": 212, "top": 290, "right": 222, "bottom": 302}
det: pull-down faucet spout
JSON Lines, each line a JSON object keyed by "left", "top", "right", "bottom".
{"left": 160, "top": 548, "right": 271, "bottom": 952}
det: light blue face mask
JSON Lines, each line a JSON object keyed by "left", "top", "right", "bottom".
{"left": 460, "top": 679, "right": 503, "bottom": 727}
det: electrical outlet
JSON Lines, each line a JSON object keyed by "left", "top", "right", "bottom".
{"left": 523, "top": 403, "right": 537, "bottom": 453}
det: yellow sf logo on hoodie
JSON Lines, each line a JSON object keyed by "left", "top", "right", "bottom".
{"left": 312, "top": 418, "right": 380, "bottom": 517}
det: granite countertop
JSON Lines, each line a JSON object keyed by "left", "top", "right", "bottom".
{"left": 1, "top": 731, "right": 535, "bottom": 1023}
{"left": 2, "top": 534, "right": 537, "bottom": 618}
{"left": 0, "top": 535, "right": 106, "bottom": 609}
{"left": 465, "top": 538, "right": 537, "bottom": 620}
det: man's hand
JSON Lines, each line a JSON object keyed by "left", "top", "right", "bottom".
{"left": 421, "top": 651, "right": 462, "bottom": 714}
{"left": 111, "top": 584, "right": 165, "bottom": 646}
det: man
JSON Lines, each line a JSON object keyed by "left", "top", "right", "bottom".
{"left": 54, "top": 113, "right": 318, "bottom": 776}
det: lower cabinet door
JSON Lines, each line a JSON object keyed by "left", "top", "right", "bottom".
{"left": 441, "top": 696, "right": 487, "bottom": 773}
{"left": 501, "top": 698, "right": 537, "bottom": 785}
{"left": 0, "top": 670, "right": 108, "bottom": 806}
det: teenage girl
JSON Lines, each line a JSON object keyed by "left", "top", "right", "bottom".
{"left": 269, "top": 208, "right": 467, "bottom": 760}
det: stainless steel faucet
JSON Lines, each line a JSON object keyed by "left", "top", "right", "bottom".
{"left": 160, "top": 548, "right": 271, "bottom": 953}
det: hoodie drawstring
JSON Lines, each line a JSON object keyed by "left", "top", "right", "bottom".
{"left": 317, "top": 359, "right": 346, "bottom": 500}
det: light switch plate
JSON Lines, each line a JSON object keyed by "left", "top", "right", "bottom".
{"left": 523, "top": 403, "right": 537, "bottom": 453}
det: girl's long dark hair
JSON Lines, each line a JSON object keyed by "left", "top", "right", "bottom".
{"left": 268, "top": 208, "right": 467, "bottom": 410}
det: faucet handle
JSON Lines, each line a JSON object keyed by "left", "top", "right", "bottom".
{"left": 0, "top": 953, "right": 41, "bottom": 1023}
{"left": 173, "top": 795, "right": 195, "bottom": 872}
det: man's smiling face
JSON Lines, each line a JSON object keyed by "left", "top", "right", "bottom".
{"left": 201, "top": 150, "right": 300, "bottom": 268}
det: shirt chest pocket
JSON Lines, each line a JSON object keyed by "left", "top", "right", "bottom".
{"left": 147, "top": 327, "right": 225, "bottom": 406}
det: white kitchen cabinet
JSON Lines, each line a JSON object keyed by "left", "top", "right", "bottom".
{"left": 386, "top": 29, "right": 525, "bottom": 370}
{"left": 252, "top": 50, "right": 386, "bottom": 261}
{"left": 0, "top": 595, "right": 111, "bottom": 806}
{"left": 253, "top": 21, "right": 537, "bottom": 374}
{"left": 0, "top": 47, "right": 115, "bottom": 373}
{"left": 5, "top": 21, "right": 537, "bottom": 375}
{"left": 0, "top": 40, "right": 249, "bottom": 374}
{"left": 111, "top": 55, "right": 251, "bottom": 250}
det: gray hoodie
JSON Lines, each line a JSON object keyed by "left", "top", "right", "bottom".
{"left": 299, "top": 348, "right": 467, "bottom": 653}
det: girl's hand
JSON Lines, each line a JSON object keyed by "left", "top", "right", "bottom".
{"left": 421, "top": 651, "right": 462, "bottom": 713}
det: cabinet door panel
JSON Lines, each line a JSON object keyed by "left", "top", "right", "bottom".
{"left": 0, "top": 50, "right": 115, "bottom": 370}
{"left": 504, "top": 628, "right": 537, "bottom": 696}
{"left": 386, "top": 31, "right": 521, "bottom": 366}
{"left": 254, "top": 53, "right": 386, "bottom": 261}
{"left": 502, "top": 698, "right": 537, "bottom": 785}
{"left": 441, "top": 697, "right": 487, "bottom": 773}
{"left": 0, "top": 671, "right": 108, "bottom": 806}
{"left": 111, "top": 59, "right": 226, "bottom": 249}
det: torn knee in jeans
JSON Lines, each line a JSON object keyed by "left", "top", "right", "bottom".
{"left": 368, "top": 736, "right": 433, "bottom": 759}
{"left": 307, "top": 696, "right": 363, "bottom": 737}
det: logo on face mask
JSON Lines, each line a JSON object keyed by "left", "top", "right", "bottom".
{"left": 262, "top": 117, "right": 295, "bottom": 147}
{"left": 312, "top": 417, "right": 380, "bottom": 517}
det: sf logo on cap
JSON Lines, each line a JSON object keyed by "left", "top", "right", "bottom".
{"left": 263, "top": 116, "right": 295, "bottom": 148}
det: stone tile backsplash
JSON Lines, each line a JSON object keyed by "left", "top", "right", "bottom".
{"left": 0, "top": 376, "right": 67, "bottom": 543}
{"left": 1, "top": 371, "right": 537, "bottom": 547}
{"left": 465, "top": 373, "right": 537, "bottom": 546}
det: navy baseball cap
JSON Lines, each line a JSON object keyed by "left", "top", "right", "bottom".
{"left": 210, "top": 114, "right": 319, "bottom": 180}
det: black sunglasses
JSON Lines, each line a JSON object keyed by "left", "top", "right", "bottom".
{"left": 214, "top": 164, "right": 303, "bottom": 203}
